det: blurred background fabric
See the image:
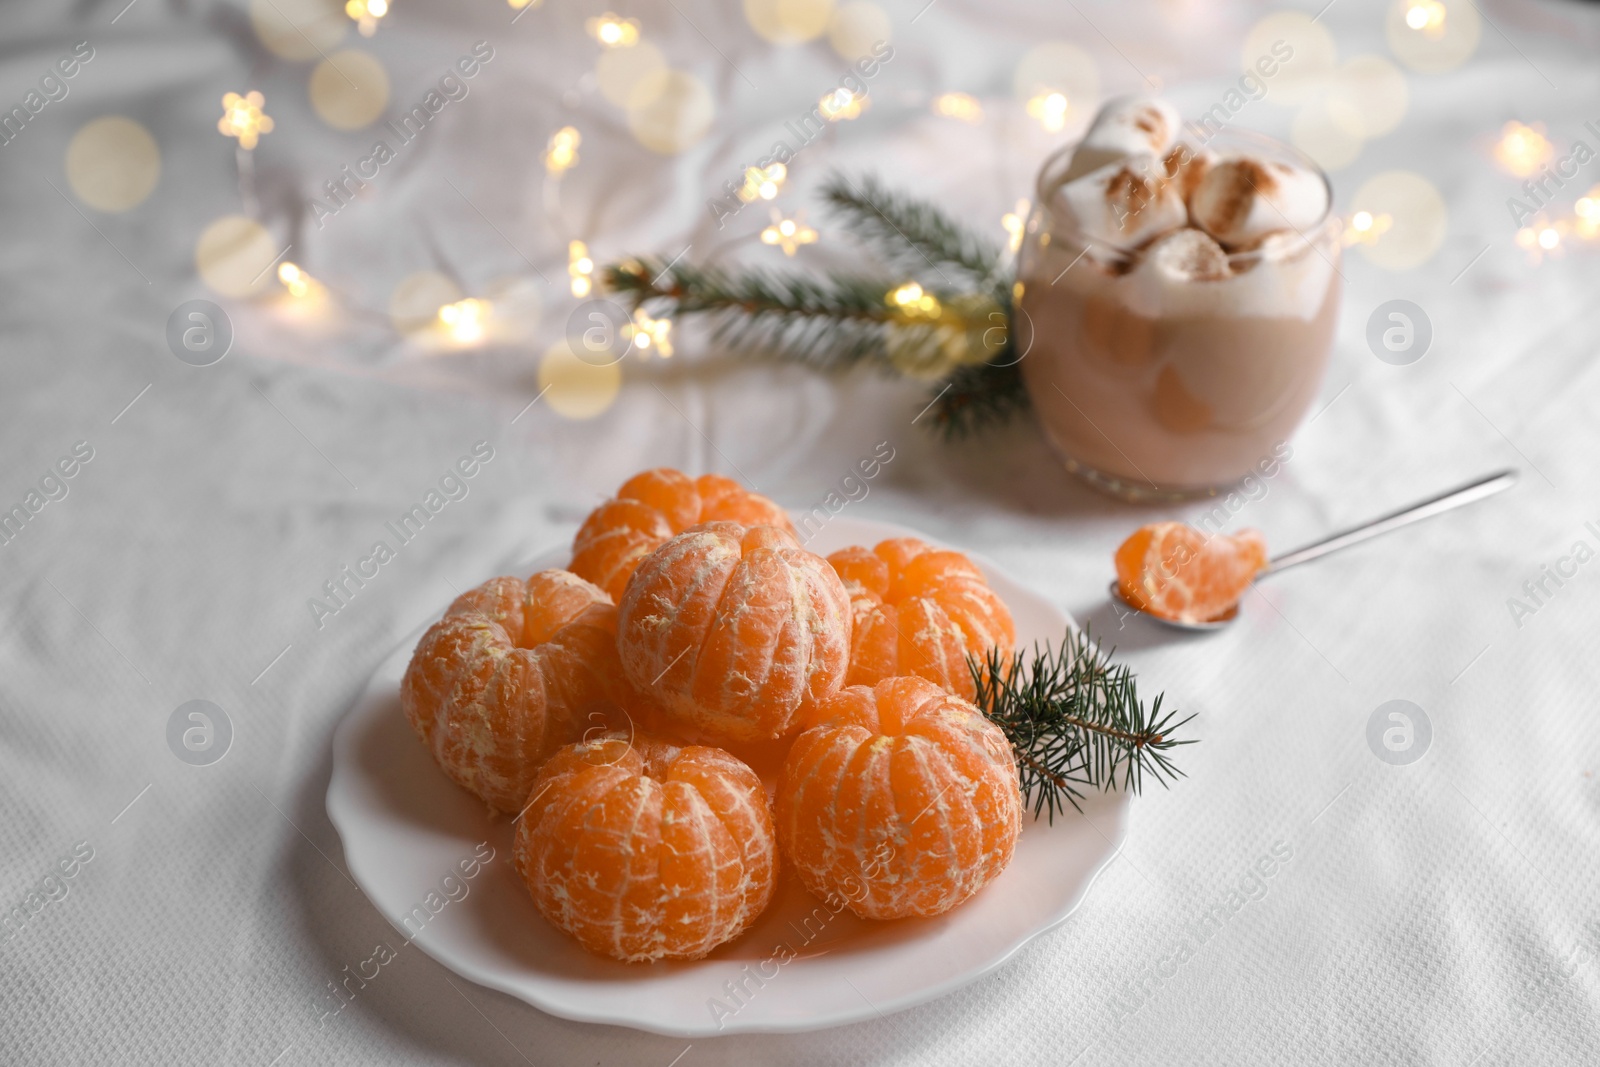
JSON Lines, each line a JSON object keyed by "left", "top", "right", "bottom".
{"left": 3, "top": 0, "right": 1600, "bottom": 1062}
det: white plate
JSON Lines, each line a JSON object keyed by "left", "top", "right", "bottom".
{"left": 327, "top": 516, "right": 1128, "bottom": 1037}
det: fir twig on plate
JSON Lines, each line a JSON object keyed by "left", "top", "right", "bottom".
{"left": 971, "top": 628, "right": 1195, "bottom": 822}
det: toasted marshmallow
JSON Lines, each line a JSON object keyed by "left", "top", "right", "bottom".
{"left": 1062, "top": 96, "right": 1182, "bottom": 182}
{"left": 1050, "top": 155, "right": 1188, "bottom": 250}
{"left": 1162, "top": 143, "right": 1215, "bottom": 202}
{"left": 1189, "top": 157, "right": 1328, "bottom": 247}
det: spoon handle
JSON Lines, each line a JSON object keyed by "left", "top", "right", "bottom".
{"left": 1267, "top": 469, "right": 1519, "bottom": 574}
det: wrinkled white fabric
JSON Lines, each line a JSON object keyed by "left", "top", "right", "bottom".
{"left": 3, "top": 0, "right": 1600, "bottom": 1063}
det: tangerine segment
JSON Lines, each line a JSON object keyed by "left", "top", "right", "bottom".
{"left": 570, "top": 468, "right": 795, "bottom": 601}
{"left": 1115, "top": 522, "right": 1269, "bottom": 624}
{"left": 775, "top": 676, "right": 1021, "bottom": 920}
{"left": 401, "top": 570, "right": 620, "bottom": 813}
{"left": 514, "top": 733, "right": 778, "bottom": 962}
{"left": 617, "top": 522, "right": 852, "bottom": 743}
{"left": 826, "top": 539, "right": 1015, "bottom": 701}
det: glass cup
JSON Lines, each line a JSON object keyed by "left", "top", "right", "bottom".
{"left": 1015, "top": 128, "right": 1342, "bottom": 501}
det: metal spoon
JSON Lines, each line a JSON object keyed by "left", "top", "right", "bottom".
{"left": 1109, "top": 468, "right": 1520, "bottom": 632}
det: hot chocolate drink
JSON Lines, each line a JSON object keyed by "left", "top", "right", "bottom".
{"left": 1016, "top": 97, "right": 1341, "bottom": 499}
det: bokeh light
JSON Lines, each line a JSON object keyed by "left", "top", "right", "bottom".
{"left": 195, "top": 215, "right": 278, "bottom": 297}
{"left": 597, "top": 39, "right": 667, "bottom": 107}
{"left": 1349, "top": 171, "right": 1448, "bottom": 269}
{"left": 827, "top": 2, "right": 890, "bottom": 62}
{"left": 1387, "top": 0, "right": 1480, "bottom": 72}
{"left": 626, "top": 70, "right": 714, "bottom": 154}
{"left": 308, "top": 50, "right": 390, "bottom": 131}
{"left": 744, "top": 0, "right": 835, "bottom": 45}
{"left": 250, "top": 0, "right": 347, "bottom": 61}
{"left": 65, "top": 116, "right": 160, "bottom": 213}
{"left": 389, "top": 271, "right": 462, "bottom": 333}
{"left": 539, "top": 341, "right": 621, "bottom": 419}
{"left": 1242, "top": 12, "right": 1337, "bottom": 106}
{"left": 1013, "top": 42, "right": 1099, "bottom": 122}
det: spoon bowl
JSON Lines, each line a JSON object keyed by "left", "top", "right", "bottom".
{"left": 1107, "top": 469, "right": 1518, "bottom": 632}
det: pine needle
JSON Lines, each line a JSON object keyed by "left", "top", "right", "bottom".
{"left": 971, "top": 628, "right": 1196, "bottom": 822}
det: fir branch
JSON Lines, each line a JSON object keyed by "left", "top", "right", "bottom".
{"left": 926, "top": 361, "right": 1030, "bottom": 438}
{"left": 607, "top": 256, "right": 899, "bottom": 369}
{"left": 971, "top": 629, "right": 1195, "bottom": 822}
{"left": 820, "top": 173, "right": 1008, "bottom": 289}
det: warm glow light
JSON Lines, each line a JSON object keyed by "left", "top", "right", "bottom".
{"left": 586, "top": 14, "right": 641, "bottom": 47}
{"left": 218, "top": 91, "right": 274, "bottom": 150}
{"left": 1026, "top": 91, "right": 1070, "bottom": 132}
{"left": 738, "top": 163, "right": 787, "bottom": 203}
{"left": 932, "top": 92, "right": 982, "bottom": 123}
{"left": 760, "top": 212, "right": 817, "bottom": 255}
{"left": 277, "top": 261, "right": 321, "bottom": 299}
{"left": 1538, "top": 227, "right": 1560, "bottom": 249}
{"left": 568, "top": 240, "right": 594, "bottom": 297}
{"left": 1343, "top": 210, "right": 1394, "bottom": 245}
{"left": 508, "top": 0, "right": 540, "bottom": 8}
{"left": 1493, "top": 121, "right": 1553, "bottom": 178}
{"left": 819, "top": 88, "right": 866, "bottom": 122}
{"left": 888, "top": 281, "right": 941, "bottom": 318}
{"left": 627, "top": 308, "right": 673, "bottom": 358}
{"left": 1001, "top": 199, "right": 1029, "bottom": 254}
{"left": 1405, "top": 0, "right": 1447, "bottom": 37}
{"left": 345, "top": 0, "right": 387, "bottom": 35}
{"left": 545, "top": 126, "right": 580, "bottom": 175}
{"left": 438, "top": 298, "right": 489, "bottom": 343}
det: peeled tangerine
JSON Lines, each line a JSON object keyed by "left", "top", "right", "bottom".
{"left": 776, "top": 677, "right": 1021, "bottom": 920}
{"left": 827, "top": 539, "right": 1015, "bottom": 701}
{"left": 401, "top": 570, "right": 621, "bottom": 813}
{"left": 1116, "top": 522, "right": 1269, "bottom": 624}
{"left": 571, "top": 468, "right": 795, "bottom": 601}
{"left": 514, "top": 733, "right": 778, "bottom": 962}
{"left": 617, "top": 522, "right": 851, "bottom": 744}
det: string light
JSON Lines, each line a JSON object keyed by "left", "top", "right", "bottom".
{"left": 345, "top": 0, "right": 388, "bottom": 36}
{"left": 627, "top": 308, "right": 673, "bottom": 358}
{"left": 586, "top": 14, "right": 640, "bottom": 47}
{"left": 1404, "top": 0, "right": 1447, "bottom": 38}
{"left": 277, "top": 262, "right": 321, "bottom": 299}
{"left": 1026, "top": 92, "right": 1070, "bottom": 133}
{"left": 760, "top": 212, "right": 817, "bottom": 256}
{"left": 1576, "top": 189, "right": 1600, "bottom": 239}
{"left": 888, "top": 281, "right": 942, "bottom": 319}
{"left": 545, "top": 126, "right": 580, "bottom": 175}
{"left": 1001, "top": 199, "right": 1030, "bottom": 253}
{"left": 438, "top": 298, "right": 489, "bottom": 343}
{"left": 932, "top": 92, "right": 983, "bottom": 123}
{"left": 218, "top": 91, "right": 274, "bottom": 150}
{"left": 819, "top": 88, "right": 866, "bottom": 122}
{"left": 738, "top": 163, "right": 787, "bottom": 203}
{"left": 1492, "top": 121, "right": 1553, "bottom": 177}
{"left": 507, "top": 0, "right": 540, "bottom": 8}
{"left": 1342, "top": 210, "right": 1393, "bottom": 246}
{"left": 569, "top": 240, "right": 595, "bottom": 297}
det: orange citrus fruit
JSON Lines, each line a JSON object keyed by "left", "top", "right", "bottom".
{"left": 401, "top": 570, "right": 622, "bottom": 812}
{"left": 827, "top": 538, "right": 1015, "bottom": 701}
{"left": 775, "top": 676, "right": 1021, "bottom": 920}
{"left": 571, "top": 469, "right": 795, "bottom": 601}
{"left": 1115, "top": 522, "right": 1268, "bottom": 623}
{"left": 616, "top": 521, "right": 852, "bottom": 744}
{"left": 513, "top": 733, "right": 778, "bottom": 962}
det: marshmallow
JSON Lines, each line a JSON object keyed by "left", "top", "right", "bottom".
{"left": 1162, "top": 143, "right": 1215, "bottom": 202}
{"left": 1142, "top": 228, "right": 1231, "bottom": 283}
{"left": 1189, "top": 157, "right": 1328, "bottom": 247}
{"left": 1062, "top": 96, "right": 1182, "bottom": 182}
{"left": 1049, "top": 154, "right": 1188, "bottom": 250}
